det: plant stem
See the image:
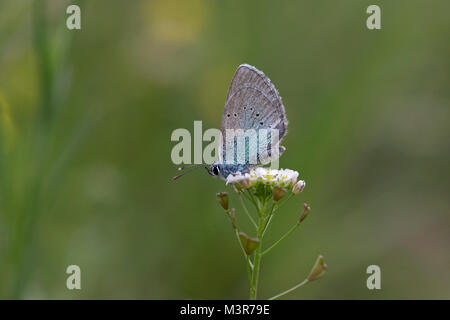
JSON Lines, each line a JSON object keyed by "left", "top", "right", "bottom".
{"left": 238, "top": 194, "right": 257, "bottom": 228}
{"left": 246, "top": 255, "right": 252, "bottom": 286}
{"left": 246, "top": 189, "right": 258, "bottom": 208}
{"left": 261, "top": 202, "right": 276, "bottom": 237}
{"left": 249, "top": 200, "right": 265, "bottom": 300}
{"left": 262, "top": 221, "right": 300, "bottom": 256}
{"left": 226, "top": 213, "right": 254, "bottom": 270}
{"left": 261, "top": 193, "right": 295, "bottom": 238}
{"left": 268, "top": 279, "right": 309, "bottom": 300}
{"left": 277, "top": 193, "right": 294, "bottom": 211}
{"left": 234, "top": 229, "right": 254, "bottom": 269}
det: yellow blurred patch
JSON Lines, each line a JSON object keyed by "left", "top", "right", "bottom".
{"left": 144, "top": 0, "right": 209, "bottom": 46}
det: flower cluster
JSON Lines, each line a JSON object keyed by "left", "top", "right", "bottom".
{"left": 215, "top": 166, "right": 325, "bottom": 300}
{"left": 226, "top": 167, "right": 305, "bottom": 193}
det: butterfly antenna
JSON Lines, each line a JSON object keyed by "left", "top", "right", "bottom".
{"left": 172, "top": 164, "right": 206, "bottom": 180}
{"left": 176, "top": 164, "right": 200, "bottom": 171}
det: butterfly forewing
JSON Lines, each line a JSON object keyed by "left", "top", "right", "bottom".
{"left": 220, "top": 64, "right": 288, "bottom": 166}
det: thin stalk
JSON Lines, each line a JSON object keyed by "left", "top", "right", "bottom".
{"left": 268, "top": 279, "right": 309, "bottom": 300}
{"left": 246, "top": 255, "right": 252, "bottom": 286}
{"left": 239, "top": 194, "right": 257, "bottom": 228}
{"left": 246, "top": 189, "right": 258, "bottom": 208}
{"left": 261, "top": 192, "right": 295, "bottom": 238}
{"left": 234, "top": 230, "right": 252, "bottom": 286}
{"left": 227, "top": 214, "right": 254, "bottom": 270}
{"left": 11, "top": 1, "right": 51, "bottom": 298}
{"left": 261, "top": 202, "right": 276, "bottom": 237}
{"left": 234, "top": 229, "right": 254, "bottom": 269}
{"left": 262, "top": 221, "right": 300, "bottom": 256}
{"left": 240, "top": 189, "right": 252, "bottom": 202}
{"left": 276, "top": 193, "right": 294, "bottom": 211}
{"left": 249, "top": 200, "right": 265, "bottom": 300}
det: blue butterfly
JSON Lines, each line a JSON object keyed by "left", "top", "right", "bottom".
{"left": 174, "top": 64, "right": 288, "bottom": 180}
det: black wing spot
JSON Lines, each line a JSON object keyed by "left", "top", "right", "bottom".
{"left": 234, "top": 113, "right": 237, "bottom": 117}
{"left": 259, "top": 121, "right": 263, "bottom": 125}
{"left": 227, "top": 113, "right": 231, "bottom": 117}
{"left": 256, "top": 113, "right": 260, "bottom": 117}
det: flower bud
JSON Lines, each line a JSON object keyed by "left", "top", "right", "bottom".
{"left": 226, "top": 173, "right": 251, "bottom": 189}
{"left": 299, "top": 203, "right": 311, "bottom": 223}
{"left": 238, "top": 178, "right": 251, "bottom": 189}
{"left": 273, "top": 186, "right": 287, "bottom": 202}
{"left": 307, "top": 255, "right": 327, "bottom": 281}
{"left": 216, "top": 192, "right": 229, "bottom": 211}
{"left": 292, "top": 180, "right": 306, "bottom": 194}
{"left": 239, "top": 232, "right": 260, "bottom": 256}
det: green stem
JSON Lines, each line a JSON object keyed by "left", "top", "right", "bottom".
{"left": 233, "top": 228, "right": 254, "bottom": 269}
{"left": 262, "top": 221, "right": 300, "bottom": 256}
{"left": 230, "top": 221, "right": 254, "bottom": 287}
{"left": 277, "top": 193, "right": 294, "bottom": 211}
{"left": 235, "top": 230, "right": 252, "bottom": 286}
{"left": 268, "top": 279, "right": 309, "bottom": 300}
{"left": 261, "top": 202, "right": 276, "bottom": 237}
{"left": 246, "top": 189, "right": 258, "bottom": 208}
{"left": 261, "top": 192, "right": 295, "bottom": 238}
{"left": 249, "top": 200, "right": 265, "bottom": 300}
{"left": 226, "top": 213, "right": 254, "bottom": 270}
{"left": 240, "top": 189, "right": 252, "bottom": 202}
{"left": 239, "top": 194, "right": 257, "bottom": 228}
{"left": 246, "top": 255, "right": 252, "bottom": 286}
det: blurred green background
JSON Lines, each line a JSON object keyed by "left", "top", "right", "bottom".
{"left": 0, "top": 0, "right": 449, "bottom": 299}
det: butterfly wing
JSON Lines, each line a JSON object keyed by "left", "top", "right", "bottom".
{"left": 220, "top": 64, "right": 288, "bottom": 165}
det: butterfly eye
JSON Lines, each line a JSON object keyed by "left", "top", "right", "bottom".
{"left": 213, "top": 166, "right": 219, "bottom": 176}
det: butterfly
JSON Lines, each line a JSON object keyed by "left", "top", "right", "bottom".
{"left": 174, "top": 64, "right": 288, "bottom": 180}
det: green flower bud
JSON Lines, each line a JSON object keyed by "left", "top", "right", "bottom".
{"left": 272, "top": 186, "right": 287, "bottom": 202}
{"left": 307, "top": 255, "right": 327, "bottom": 281}
{"left": 216, "top": 192, "right": 229, "bottom": 211}
{"left": 239, "top": 232, "right": 260, "bottom": 256}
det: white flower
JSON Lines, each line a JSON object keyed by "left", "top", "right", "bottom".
{"left": 276, "top": 169, "right": 299, "bottom": 187}
{"left": 226, "top": 167, "right": 301, "bottom": 189}
{"left": 226, "top": 171, "right": 250, "bottom": 187}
